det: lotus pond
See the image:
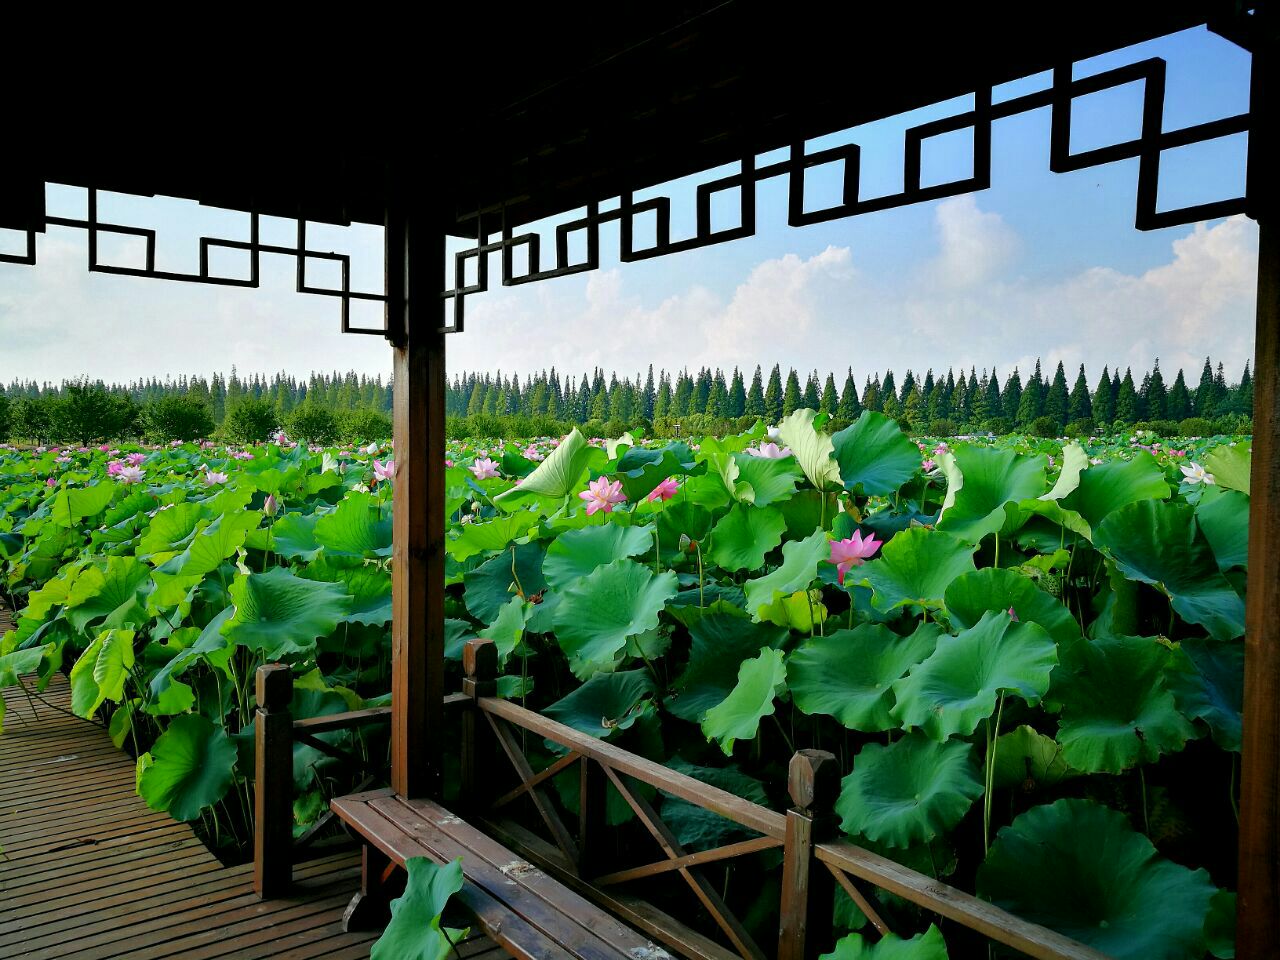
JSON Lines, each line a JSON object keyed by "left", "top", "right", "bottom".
{"left": 0, "top": 412, "right": 1251, "bottom": 959}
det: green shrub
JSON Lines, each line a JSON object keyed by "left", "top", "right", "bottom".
{"left": 0, "top": 394, "right": 10, "bottom": 444}
{"left": 221, "top": 399, "right": 279, "bottom": 444}
{"left": 10, "top": 397, "right": 54, "bottom": 444}
{"left": 1212, "top": 413, "right": 1252, "bottom": 436}
{"left": 140, "top": 396, "right": 216, "bottom": 443}
{"left": 286, "top": 404, "right": 340, "bottom": 445}
{"left": 1028, "top": 416, "right": 1059, "bottom": 439}
{"left": 1064, "top": 418, "right": 1095, "bottom": 439}
{"left": 340, "top": 409, "right": 393, "bottom": 444}
{"left": 1135, "top": 419, "right": 1180, "bottom": 437}
{"left": 931, "top": 418, "right": 960, "bottom": 437}
{"left": 1177, "top": 417, "right": 1215, "bottom": 437}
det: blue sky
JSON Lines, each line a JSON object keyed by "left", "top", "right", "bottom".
{"left": 0, "top": 26, "right": 1258, "bottom": 388}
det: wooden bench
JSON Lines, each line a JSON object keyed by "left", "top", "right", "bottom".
{"left": 331, "top": 788, "right": 671, "bottom": 960}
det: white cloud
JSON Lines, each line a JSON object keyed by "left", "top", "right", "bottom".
{"left": 925, "top": 195, "right": 1021, "bottom": 289}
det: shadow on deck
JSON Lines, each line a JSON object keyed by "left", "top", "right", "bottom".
{"left": 0, "top": 672, "right": 387, "bottom": 960}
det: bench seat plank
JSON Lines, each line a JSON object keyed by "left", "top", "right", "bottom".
{"left": 332, "top": 791, "right": 666, "bottom": 960}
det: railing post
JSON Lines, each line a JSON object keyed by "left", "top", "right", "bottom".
{"left": 778, "top": 749, "right": 839, "bottom": 960}
{"left": 254, "top": 663, "right": 293, "bottom": 898}
{"left": 461, "top": 638, "right": 497, "bottom": 809}
{"left": 578, "top": 758, "right": 607, "bottom": 879}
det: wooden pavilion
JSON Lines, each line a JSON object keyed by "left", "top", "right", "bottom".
{"left": 3, "top": 2, "right": 1277, "bottom": 957}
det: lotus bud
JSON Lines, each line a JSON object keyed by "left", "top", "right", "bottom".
{"left": 264, "top": 493, "right": 279, "bottom": 517}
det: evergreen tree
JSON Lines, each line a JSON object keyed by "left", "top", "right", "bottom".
{"left": 837, "top": 369, "right": 861, "bottom": 422}
{"left": 1145, "top": 360, "right": 1167, "bottom": 421}
{"left": 728, "top": 367, "right": 747, "bottom": 418}
{"left": 783, "top": 369, "right": 803, "bottom": 416}
{"left": 881, "top": 370, "right": 897, "bottom": 406}
{"left": 1194, "top": 357, "right": 1216, "bottom": 417}
{"left": 643, "top": 365, "right": 656, "bottom": 420}
{"left": 862, "top": 376, "right": 881, "bottom": 413}
{"left": 1002, "top": 368, "right": 1022, "bottom": 421}
{"left": 803, "top": 371, "right": 821, "bottom": 410}
{"left": 1045, "top": 361, "right": 1070, "bottom": 429}
{"left": 1114, "top": 368, "right": 1139, "bottom": 424}
{"left": 654, "top": 373, "right": 672, "bottom": 420}
{"left": 764, "top": 365, "right": 784, "bottom": 423}
{"left": 1166, "top": 369, "right": 1191, "bottom": 422}
{"left": 693, "top": 368, "right": 712, "bottom": 414}
{"left": 1234, "top": 362, "right": 1254, "bottom": 416}
{"left": 983, "top": 368, "right": 1002, "bottom": 424}
{"left": 746, "top": 366, "right": 766, "bottom": 417}
{"left": 820, "top": 373, "right": 838, "bottom": 415}
{"left": 1067, "top": 364, "right": 1092, "bottom": 423}
{"left": 899, "top": 370, "right": 916, "bottom": 403}
{"left": 1092, "top": 365, "right": 1115, "bottom": 424}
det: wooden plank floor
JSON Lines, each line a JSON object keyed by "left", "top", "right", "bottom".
{"left": 0, "top": 601, "right": 507, "bottom": 960}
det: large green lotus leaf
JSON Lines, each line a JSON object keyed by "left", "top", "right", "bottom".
{"left": 70, "top": 629, "right": 135, "bottom": 717}
{"left": 173, "top": 509, "right": 262, "bottom": 577}
{"left": 1168, "top": 637, "right": 1243, "bottom": 752}
{"left": 892, "top": 612, "right": 1056, "bottom": 740}
{"left": 1096, "top": 500, "right": 1245, "bottom": 640}
{"left": 701, "top": 646, "right": 787, "bottom": 755}
{"left": 49, "top": 481, "right": 117, "bottom": 527}
{"left": 334, "top": 566, "right": 393, "bottom": 626}
{"left": 102, "top": 488, "right": 158, "bottom": 527}
{"left": 660, "top": 757, "right": 769, "bottom": 852}
{"left": 944, "top": 567, "right": 1080, "bottom": 646}
{"left": 777, "top": 408, "right": 842, "bottom": 491}
{"left": 1203, "top": 442, "right": 1250, "bottom": 494}
{"left": 1195, "top": 486, "right": 1249, "bottom": 571}
{"left": 265, "top": 511, "right": 323, "bottom": 561}
{"left": 1043, "top": 441, "right": 1089, "bottom": 501}
{"left": 543, "top": 669, "right": 656, "bottom": 739}
{"left": 552, "top": 559, "right": 679, "bottom": 678}
{"left": 446, "top": 511, "right": 541, "bottom": 562}
{"left": 493, "top": 428, "right": 605, "bottom": 510}
{"left": 138, "top": 502, "right": 207, "bottom": 559}
{"left": 790, "top": 623, "right": 941, "bottom": 732}
{"left": 463, "top": 542, "right": 547, "bottom": 624}
{"left": 137, "top": 713, "right": 237, "bottom": 821}
{"left": 668, "top": 603, "right": 788, "bottom": 722}
{"left": 222, "top": 567, "right": 352, "bottom": 658}
{"left": 1052, "top": 635, "right": 1195, "bottom": 773}
{"left": 821, "top": 926, "right": 949, "bottom": 960}
{"left": 743, "top": 526, "right": 828, "bottom": 621}
{"left": 1060, "top": 451, "right": 1169, "bottom": 536}
{"left": 758, "top": 588, "right": 828, "bottom": 632}
{"left": 656, "top": 499, "right": 715, "bottom": 547}
{"left": 371, "top": 856, "right": 467, "bottom": 960}
{"left": 0, "top": 644, "right": 52, "bottom": 733}
{"left": 544, "top": 523, "right": 654, "bottom": 589}
{"left": 836, "top": 734, "right": 982, "bottom": 847}
{"left": 1204, "top": 890, "right": 1236, "bottom": 960}
{"left": 977, "top": 798, "right": 1217, "bottom": 960}
{"left": 615, "top": 442, "right": 705, "bottom": 502}
{"left": 991, "top": 724, "right": 1080, "bottom": 790}
{"left": 732, "top": 453, "right": 804, "bottom": 506}
{"left": 478, "top": 596, "right": 529, "bottom": 666}
{"left": 709, "top": 503, "right": 787, "bottom": 572}
{"left": 314, "top": 492, "right": 393, "bottom": 557}
{"left": 937, "top": 446, "right": 1047, "bottom": 543}
{"left": 66, "top": 556, "right": 153, "bottom": 633}
{"left": 857, "top": 528, "right": 976, "bottom": 614}
{"left": 149, "top": 607, "right": 232, "bottom": 708}
{"left": 831, "top": 411, "right": 921, "bottom": 497}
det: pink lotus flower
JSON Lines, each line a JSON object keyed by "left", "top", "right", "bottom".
{"left": 55, "top": 455, "right": 72, "bottom": 464}
{"left": 747, "top": 442, "right": 792, "bottom": 459}
{"left": 523, "top": 445, "right": 545, "bottom": 462}
{"left": 579, "top": 476, "right": 627, "bottom": 515}
{"left": 921, "top": 459, "right": 936, "bottom": 472}
{"left": 202, "top": 470, "right": 229, "bottom": 486}
{"left": 107, "top": 460, "right": 125, "bottom": 475}
{"left": 373, "top": 459, "right": 396, "bottom": 484}
{"left": 118, "top": 465, "right": 145, "bottom": 485}
{"left": 125, "top": 453, "right": 146, "bottom": 466}
{"left": 273, "top": 431, "right": 288, "bottom": 445}
{"left": 828, "top": 531, "right": 882, "bottom": 584}
{"left": 444, "top": 459, "right": 454, "bottom": 467}
{"left": 46, "top": 476, "right": 57, "bottom": 487}
{"left": 98, "top": 444, "right": 112, "bottom": 452}
{"left": 1007, "top": 606, "right": 1018, "bottom": 621}
{"left": 233, "top": 451, "right": 255, "bottom": 461}
{"left": 470, "top": 457, "right": 500, "bottom": 480}
{"left": 647, "top": 477, "right": 679, "bottom": 502}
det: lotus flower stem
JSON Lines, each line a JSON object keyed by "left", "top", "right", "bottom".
{"left": 983, "top": 690, "right": 1007, "bottom": 854}
{"left": 1139, "top": 767, "right": 1150, "bottom": 836}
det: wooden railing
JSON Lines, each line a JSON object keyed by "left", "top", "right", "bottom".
{"left": 252, "top": 663, "right": 468, "bottom": 897}
{"left": 459, "top": 639, "right": 1111, "bottom": 960}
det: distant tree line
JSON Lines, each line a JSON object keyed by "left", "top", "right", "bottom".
{"left": 0, "top": 358, "right": 1252, "bottom": 445}
{"left": 444, "top": 358, "right": 1253, "bottom": 438}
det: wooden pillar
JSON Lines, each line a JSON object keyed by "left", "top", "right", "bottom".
{"left": 461, "top": 637, "right": 497, "bottom": 808}
{"left": 1239, "top": 33, "right": 1279, "bottom": 957}
{"left": 253, "top": 663, "right": 293, "bottom": 898}
{"left": 389, "top": 201, "right": 447, "bottom": 800}
{"left": 578, "top": 758, "right": 608, "bottom": 880}
{"left": 778, "top": 749, "right": 839, "bottom": 960}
